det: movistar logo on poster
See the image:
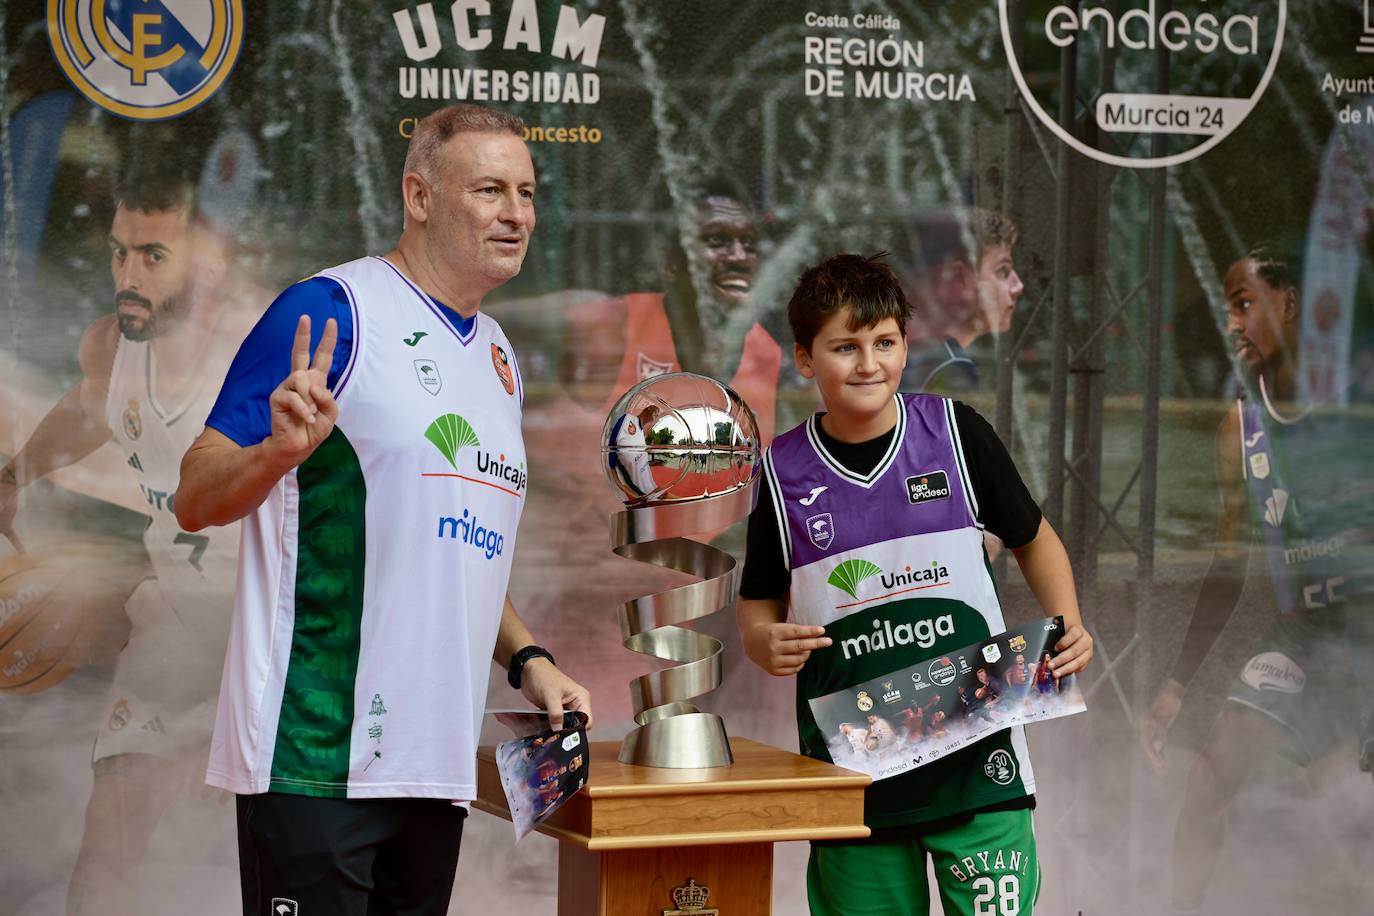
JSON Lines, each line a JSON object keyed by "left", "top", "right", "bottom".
{"left": 392, "top": 1, "right": 603, "bottom": 105}
{"left": 999, "top": 1, "right": 1286, "bottom": 168}
{"left": 47, "top": 0, "right": 245, "bottom": 120}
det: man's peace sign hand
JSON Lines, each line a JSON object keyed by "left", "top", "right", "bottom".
{"left": 265, "top": 315, "right": 339, "bottom": 468}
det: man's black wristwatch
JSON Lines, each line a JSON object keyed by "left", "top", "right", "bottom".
{"left": 507, "top": 645, "right": 555, "bottom": 689}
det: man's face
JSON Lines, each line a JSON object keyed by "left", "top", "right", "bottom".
{"left": 974, "top": 243, "right": 1024, "bottom": 335}
{"left": 977, "top": 669, "right": 989, "bottom": 684}
{"left": 795, "top": 312, "right": 907, "bottom": 422}
{"left": 108, "top": 205, "right": 194, "bottom": 341}
{"left": 1224, "top": 257, "right": 1294, "bottom": 372}
{"left": 425, "top": 131, "right": 536, "bottom": 290}
{"left": 1015, "top": 654, "right": 1025, "bottom": 667}
{"left": 867, "top": 715, "right": 878, "bottom": 726}
{"left": 686, "top": 195, "right": 757, "bottom": 308}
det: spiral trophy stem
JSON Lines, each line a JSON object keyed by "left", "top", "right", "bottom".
{"left": 600, "top": 372, "right": 762, "bottom": 769}
{"left": 611, "top": 485, "right": 754, "bottom": 768}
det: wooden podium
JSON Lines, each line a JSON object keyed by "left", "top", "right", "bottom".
{"left": 475, "top": 737, "right": 870, "bottom": 915}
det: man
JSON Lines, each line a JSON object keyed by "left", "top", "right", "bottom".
{"left": 1005, "top": 652, "right": 1032, "bottom": 699}
{"left": 864, "top": 713, "right": 895, "bottom": 751}
{"left": 606, "top": 402, "right": 661, "bottom": 501}
{"left": 1139, "top": 244, "right": 1374, "bottom": 912}
{"left": 0, "top": 162, "right": 258, "bottom": 915}
{"left": 174, "top": 103, "right": 591, "bottom": 914}
{"left": 973, "top": 666, "right": 1004, "bottom": 706}
{"left": 898, "top": 207, "right": 1025, "bottom": 395}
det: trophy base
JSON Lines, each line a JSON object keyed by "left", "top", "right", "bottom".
{"left": 618, "top": 712, "right": 734, "bottom": 768}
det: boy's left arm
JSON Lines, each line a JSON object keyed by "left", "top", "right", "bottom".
{"left": 1010, "top": 516, "right": 1093, "bottom": 676}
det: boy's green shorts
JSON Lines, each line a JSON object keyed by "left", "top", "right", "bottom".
{"left": 807, "top": 808, "right": 1040, "bottom": 916}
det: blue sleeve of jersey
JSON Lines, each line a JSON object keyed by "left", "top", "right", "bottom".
{"left": 205, "top": 277, "right": 354, "bottom": 448}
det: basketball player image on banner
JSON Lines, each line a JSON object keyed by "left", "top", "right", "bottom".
{"left": 507, "top": 171, "right": 784, "bottom": 728}
{"left": 1139, "top": 241, "right": 1374, "bottom": 913}
{"left": 897, "top": 208, "right": 1025, "bottom": 397}
{"left": 0, "top": 156, "right": 262, "bottom": 916}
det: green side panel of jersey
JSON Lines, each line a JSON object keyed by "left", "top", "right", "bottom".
{"left": 797, "top": 596, "right": 1030, "bottom": 829}
{"left": 269, "top": 428, "right": 367, "bottom": 797}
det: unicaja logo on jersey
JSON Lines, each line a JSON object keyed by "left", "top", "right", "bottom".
{"left": 999, "top": 1, "right": 1285, "bottom": 168}
{"left": 47, "top": 1, "right": 245, "bottom": 121}
{"left": 423, "top": 413, "right": 525, "bottom": 497}
{"left": 827, "top": 558, "right": 952, "bottom": 608}
{"left": 475, "top": 450, "right": 527, "bottom": 494}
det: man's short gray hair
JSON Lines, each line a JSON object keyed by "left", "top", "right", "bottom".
{"left": 402, "top": 104, "right": 526, "bottom": 188}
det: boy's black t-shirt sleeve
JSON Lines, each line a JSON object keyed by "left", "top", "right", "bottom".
{"left": 738, "top": 401, "right": 1043, "bottom": 600}
{"left": 741, "top": 482, "right": 789, "bottom": 600}
{"left": 952, "top": 401, "right": 1042, "bottom": 549}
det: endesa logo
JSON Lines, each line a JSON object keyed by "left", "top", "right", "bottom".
{"left": 999, "top": 1, "right": 1285, "bottom": 168}
{"left": 47, "top": 0, "right": 244, "bottom": 120}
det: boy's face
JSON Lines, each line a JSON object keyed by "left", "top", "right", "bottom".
{"left": 974, "top": 243, "right": 1023, "bottom": 335}
{"left": 795, "top": 310, "right": 907, "bottom": 422}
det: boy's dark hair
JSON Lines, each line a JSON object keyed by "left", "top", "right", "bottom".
{"left": 787, "top": 252, "right": 912, "bottom": 351}
{"left": 900, "top": 207, "right": 1019, "bottom": 273}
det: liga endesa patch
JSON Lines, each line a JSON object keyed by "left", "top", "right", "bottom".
{"left": 906, "top": 471, "right": 952, "bottom": 505}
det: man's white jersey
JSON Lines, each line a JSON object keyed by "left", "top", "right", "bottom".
{"left": 104, "top": 332, "right": 240, "bottom": 628}
{"left": 207, "top": 256, "right": 527, "bottom": 801}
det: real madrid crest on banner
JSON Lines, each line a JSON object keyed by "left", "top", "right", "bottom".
{"left": 46, "top": 0, "right": 245, "bottom": 120}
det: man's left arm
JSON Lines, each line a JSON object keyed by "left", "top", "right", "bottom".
{"left": 1011, "top": 516, "right": 1093, "bottom": 677}
{"left": 494, "top": 595, "right": 593, "bottom": 731}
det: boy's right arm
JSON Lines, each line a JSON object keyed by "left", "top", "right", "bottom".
{"left": 737, "top": 594, "right": 831, "bottom": 677}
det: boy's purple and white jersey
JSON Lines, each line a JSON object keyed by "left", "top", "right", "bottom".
{"left": 762, "top": 393, "right": 1034, "bottom": 825}
{"left": 765, "top": 393, "right": 1002, "bottom": 635}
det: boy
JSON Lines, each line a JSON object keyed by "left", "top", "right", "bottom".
{"left": 737, "top": 253, "right": 1092, "bottom": 916}
{"left": 898, "top": 208, "right": 1024, "bottom": 395}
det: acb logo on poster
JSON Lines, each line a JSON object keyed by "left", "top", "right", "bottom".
{"left": 47, "top": 1, "right": 244, "bottom": 120}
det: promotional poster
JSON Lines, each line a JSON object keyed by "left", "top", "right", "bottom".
{"left": 810, "top": 617, "right": 1086, "bottom": 781}
{"left": 493, "top": 710, "right": 589, "bottom": 841}
{"left": 2, "top": 2, "right": 1373, "bottom": 914}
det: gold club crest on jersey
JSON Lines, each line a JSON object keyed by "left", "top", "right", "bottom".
{"left": 664, "top": 878, "right": 718, "bottom": 915}
{"left": 47, "top": 1, "right": 246, "bottom": 121}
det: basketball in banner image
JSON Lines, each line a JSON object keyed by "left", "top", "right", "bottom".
{"left": 0, "top": 547, "right": 134, "bottom": 693}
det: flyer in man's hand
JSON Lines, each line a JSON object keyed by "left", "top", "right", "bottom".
{"left": 491, "top": 710, "right": 589, "bottom": 840}
{"left": 808, "top": 617, "right": 1086, "bottom": 781}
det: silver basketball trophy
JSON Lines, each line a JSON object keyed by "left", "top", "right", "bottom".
{"left": 601, "top": 372, "right": 760, "bottom": 768}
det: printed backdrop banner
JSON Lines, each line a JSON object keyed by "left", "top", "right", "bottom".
{"left": 3, "top": 2, "right": 1373, "bottom": 915}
